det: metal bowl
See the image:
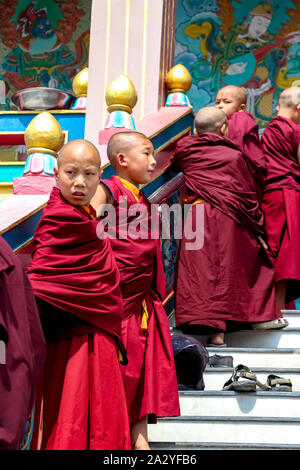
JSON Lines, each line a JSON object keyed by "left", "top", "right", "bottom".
{"left": 11, "top": 87, "right": 75, "bottom": 111}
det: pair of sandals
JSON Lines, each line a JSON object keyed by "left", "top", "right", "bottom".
{"left": 223, "top": 364, "right": 292, "bottom": 392}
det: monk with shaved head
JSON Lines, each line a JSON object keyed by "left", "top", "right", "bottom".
{"left": 91, "top": 131, "right": 180, "bottom": 450}
{"left": 261, "top": 87, "right": 300, "bottom": 309}
{"left": 171, "top": 106, "right": 287, "bottom": 348}
{"left": 216, "top": 85, "right": 267, "bottom": 202}
{"left": 26, "top": 138, "right": 131, "bottom": 450}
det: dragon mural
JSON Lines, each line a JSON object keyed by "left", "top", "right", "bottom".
{"left": 175, "top": 0, "right": 300, "bottom": 126}
{"left": 0, "top": 0, "right": 91, "bottom": 109}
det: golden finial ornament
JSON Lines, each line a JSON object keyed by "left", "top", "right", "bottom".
{"left": 165, "top": 65, "right": 192, "bottom": 106}
{"left": 105, "top": 74, "right": 137, "bottom": 114}
{"left": 25, "top": 111, "right": 65, "bottom": 156}
{"left": 165, "top": 65, "right": 192, "bottom": 94}
{"left": 72, "top": 67, "right": 88, "bottom": 97}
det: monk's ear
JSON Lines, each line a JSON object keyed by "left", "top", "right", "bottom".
{"left": 116, "top": 152, "right": 128, "bottom": 168}
{"left": 54, "top": 166, "right": 59, "bottom": 181}
{"left": 99, "top": 168, "right": 103, "bottom": 181}
{"left": 193, "top": 127, "right": 198, "bottom": 136}
{"left": 220, "top": 123, "right": 228, "bottom": 136}
{"left": 239, "top": 103, "right": 246, "bottom": 112}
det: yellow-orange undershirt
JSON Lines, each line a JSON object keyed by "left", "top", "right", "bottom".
{"left": 82, "top": 203, "right": 124, "bottom": 362}
{"left": 117, "top": 177, "right": 141, "bottom": 202}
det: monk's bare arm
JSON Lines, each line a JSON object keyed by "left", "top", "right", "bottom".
{"left": 297, "top": 144, "right": 300, "bottom": 165}
{"left": 91, "top": 183, "right": 114, "bottom": 212}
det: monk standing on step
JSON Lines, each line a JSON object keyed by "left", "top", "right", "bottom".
{"left": 172, "top": 106, "right": 287, "bottom": 348}
{"left": 261, "top": 87, "right": 300, "bottom": 310}
{"left": 215, "top": 85, "right": 267, "bottom": 202}
{"left": 26, "top": 139, "right": 131, "bottom": 450}
{"left": 91, "top": 131, "right": 180, "bottom": 450}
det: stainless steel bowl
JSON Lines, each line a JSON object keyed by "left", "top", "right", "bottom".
{"left": 11, "top": 87, "right": 75, "bottom": 110}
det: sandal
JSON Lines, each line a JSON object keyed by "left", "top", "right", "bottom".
{"left": 266, "top": 374, "right": 292, "bottom": 392}
{"left": 252, "top": 318, "right": 289, "bottom": 330}
{"left": 223, "top": 364, "right": 268, "bottom": 392}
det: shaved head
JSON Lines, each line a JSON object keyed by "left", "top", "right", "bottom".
{"left": 107, "top": 131, "right": 149, "bottom": 169}
{"left": 219, "top": 85, "right": 247, "bottom": 105}
{"left": 215, "top": 85, "right": 247, "bottom": 117}
{"left": 278, "top": 87, "right": 300, "bottom": 108}
{"left": 57, "top": 139, "right": 101, "bottom": 168}
{"left": 194, "top": 106, "right": 228, "bottom": 135}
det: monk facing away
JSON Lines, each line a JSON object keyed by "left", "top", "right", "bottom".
{"left": 261, "top": 86, "right": 300, "bottom": 309}
{"left": 172, "top": 106, "right": 287, "bottom": 347}
{"left": 26, "top": 139, "right": 131, "bottom": 450}
{"left": 215, "top": 85, "right": 267, "bottom": 202}
{"left": 91, "top": 131, "right": 180, "bottom": 450}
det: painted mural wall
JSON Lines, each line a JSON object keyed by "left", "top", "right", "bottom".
{"left": 174, "top": 0, "right": 300, "bottom": 127}
{"left": 0, "top": 0, "right": 91, "bottom": 110}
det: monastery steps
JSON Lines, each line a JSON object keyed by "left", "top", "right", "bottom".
{"left": 149, "top": 308, "right": 300, "bottom": 450}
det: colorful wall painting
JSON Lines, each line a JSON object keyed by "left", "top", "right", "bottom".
{"left": 174, "top": 0, "right": 300, "bottom": 127}
{"left": 0, "top": 0, "right": 91, "bottom": 110}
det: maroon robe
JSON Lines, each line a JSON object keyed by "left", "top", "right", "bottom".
{"left": 0, "top": 236, "right": 45, "bottom": 450}
{"left": 261, "top": 115, "right": 300, "bottom": 302}
{"left": 171, "top": 134, "right": 281, "bottom": 332}
{"left": 26, "top": 187, "right": 131, "bottom": 450}
{"left": 100, "top": 176, "right": 180, "bottom": 424}
{"left": 27, "top": 187, "right": 125, "bottom": 353}
{"left": 228, "top": 112, "right": 267, "bottom": 202}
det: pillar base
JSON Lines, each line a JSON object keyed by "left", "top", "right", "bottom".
{"left": 13, "top": 176, "right": 56, "bottom": 195}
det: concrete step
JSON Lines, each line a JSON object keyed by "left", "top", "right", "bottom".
{"left": 223, "top": 327, "right": 300, "bottom": 348}
{"left": 178, "top": 390, "right": 300, "bottom": 418}
{"left": 172, "top": 327, "right": 300, "bottom": 349}
{"left": 205, "top": 347, "right": 300, "bottom": 368}
{"left": 281, "top": 310, "right": 300, "bottom": 327}
{"left": 148, "top": 416, "right": 300, "bottom": 445}
{"left": 204, "top": 367, "right": 300, "bottom": 391}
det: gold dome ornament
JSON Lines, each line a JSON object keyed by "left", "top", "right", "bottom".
{"left": 104, "top": 75, "right": 138, "bottom": 129}
{"left": 13, "top": 111, "right": 65, "bottom": 194}
{"left": 71, "top": 68, "right": 88, "bottom": 110}
{"left": 72, "top": 67, "right": 88, "bottom": 97}
{"left": 25, "top": 111, "right": 65, "bottom": 156}
{"left": 165, "top": 65, "right": 192, "bottom": 107}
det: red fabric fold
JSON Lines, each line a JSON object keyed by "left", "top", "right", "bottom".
{"left": 101, "top": 176, "right": 180, "bottom": 423}
{"left": 261, "top": 115, "right": 300, "bottom": 191}
{"left": 228, "top": 112, "right": 266, "bottom": 201}
{"left": 26, "top": 186, "right": 125, "bottom": 360}
{"left": 171, "top": 133, "right": 265, "bottom": 237}
{"left": 0, "top": 236, "right": 45, "bottom": 450}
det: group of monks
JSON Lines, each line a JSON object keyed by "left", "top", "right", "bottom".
{"left": 0, "top": 84, "right": 299, "bottom": 451}
{"left": 174, "top": 85, "right": 300, "bottom": 347}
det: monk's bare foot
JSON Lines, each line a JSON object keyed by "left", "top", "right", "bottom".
{"left": 131, "top": 417, "right": 151, "bottom": 450}
{"left": 209, "top": 332, "right": 225, "bottom": 345}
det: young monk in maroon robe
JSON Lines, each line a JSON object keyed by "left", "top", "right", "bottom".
{"left": 261, "top": 87, "right": 300, "bottom": 310}
{"left": 91, "top": 131, "right": 180, "bottom": 450}
{"left": 215, "top": 85, "right": 266, "bottom": 202}
{"left": 0, "top": 236, "right": 45, "bottom": 450}
{"left": 26, "top": 139, "right": 131, "bottom": 450}
{"left": 172, "top": 107, "right": 287, "bottom": 347}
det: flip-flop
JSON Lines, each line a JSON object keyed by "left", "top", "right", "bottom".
{"left": 266, "top": 374, "right": 292, "bottom": 392}
{"left": 252, "top": 317, "right": 289, "bottom": 330}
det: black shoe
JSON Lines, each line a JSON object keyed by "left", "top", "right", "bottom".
{"left": 209, "top": 354, "right": 234, "bottom": 368}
